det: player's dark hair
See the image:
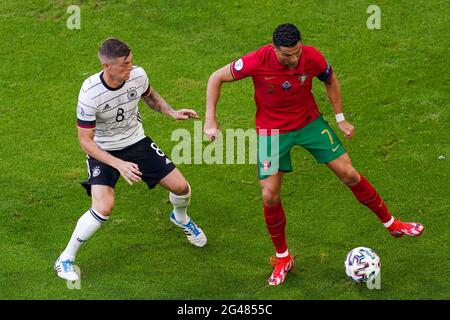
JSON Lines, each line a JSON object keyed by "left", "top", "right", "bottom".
{"left": 98, "top": 38, "right": 131, "bottom": 60}
{"left": 272, "top": 23, "right": 301, "bottom": 48}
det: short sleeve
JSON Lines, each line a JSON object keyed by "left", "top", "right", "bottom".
{"left": 76, "top": 88, "right": 97, "bottom": 129}
{"left": 230, "top": 50, "right": 260, "bottom": 80}
{"left": 139, "top": 67, "right": 151, "bottom": 97}
{"left": 312, "top": 48, "right": 333, "bottom": 82}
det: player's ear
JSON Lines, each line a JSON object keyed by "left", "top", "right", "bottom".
{"left": 102, "top": 62, "right": 111, "bottom": 71}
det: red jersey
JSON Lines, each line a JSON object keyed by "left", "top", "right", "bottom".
{"left": 230, "top": 44, "right": 333, "bottom": 135}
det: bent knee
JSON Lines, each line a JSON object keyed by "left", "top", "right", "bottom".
{"left": 340, "top": 167, "right": 360, "bottom": 186}
{"left": 170, "top": 182, "right": 190, "bottom": 196}
{"left": 262, "top": 187, "right": 281, "bottom": 206}
{"left": 92, "top": 201, "right": 114, "bottom": 216}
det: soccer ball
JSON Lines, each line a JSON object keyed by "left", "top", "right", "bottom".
{"left": 345, "top": 247, "right": 381, "bottom": 283}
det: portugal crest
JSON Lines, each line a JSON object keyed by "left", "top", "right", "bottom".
{"left": 262, "top": 159, "right": 271, "bottom": 173}
{"left": 298, "top": 73, "right": 308, "bottom": 85}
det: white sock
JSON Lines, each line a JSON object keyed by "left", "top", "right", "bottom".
{"left": 169, "top": 185, "right": 191, "bottom": 224}
{"left": 276, "top": 249, "right": 289, "bottom": 258}
{"left": 383, "top": 216, "right": 395, "bottom": 228}
{"left": 173, "top": 206, "right": 189, "bottom": 224}
{"left": 60, "top": 208, "right": 108, "bottom": 261}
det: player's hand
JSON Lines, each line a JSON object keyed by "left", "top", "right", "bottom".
{"left": 338, "top": 120, "right": 355, "bottom": 139}
{"left": 204, "top": 119, "right": 220, "bottom": 141}
{"left": 171, "top": 109, "right": 199, "bottom": 120}
{"left": 116, "top": 161, "right": 142, "bottom": 185}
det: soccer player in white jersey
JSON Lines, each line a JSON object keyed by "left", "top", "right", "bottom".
{"left": 55, "top": 38, "right": 207, "bottom": 281}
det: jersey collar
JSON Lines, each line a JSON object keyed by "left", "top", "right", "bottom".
{"left": 100, "top": 72, "right": 126, "bottom": 91}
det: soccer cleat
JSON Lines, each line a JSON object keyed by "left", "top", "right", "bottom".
{"left": 387, "top": 219, "right": 424, "bottom": 238}
{"left": 170, "top": 212, "right": 207, "bottom": 247}
{"left": 54, "top": 257, "right": 79, "bottom": 281}
{"left": 268, "top": 254, "right": 294, "bottom": 286}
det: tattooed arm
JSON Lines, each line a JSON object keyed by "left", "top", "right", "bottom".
{"left": 141, "top": 86, "right": 198, "bottom": 120}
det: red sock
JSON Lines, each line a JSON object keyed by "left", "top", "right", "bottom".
{"left": 263, "top": 202, "right": 288, "bottom": 254}
{"left": 349, "top": 175, "right": 393, "bottom": 224}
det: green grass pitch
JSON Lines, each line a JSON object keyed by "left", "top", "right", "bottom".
{"left": 0, "top": 0, "right": 449, "bottom": 299}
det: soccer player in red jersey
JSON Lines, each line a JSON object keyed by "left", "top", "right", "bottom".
{"left": 204, "top": 24, "right": 424, "bottom": 286}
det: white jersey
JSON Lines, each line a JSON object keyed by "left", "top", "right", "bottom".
{"left": 76, "top": 66, "right": 150, "bottom": 151}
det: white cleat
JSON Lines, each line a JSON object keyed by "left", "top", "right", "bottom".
{"left": 170, "top": 212, "right": 207, "bottom": 247}
{"left": 54, "top": 257, "right": 79, "bottom": 281}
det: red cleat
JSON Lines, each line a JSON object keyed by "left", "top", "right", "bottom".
{"left": 387, "top": 219, "right": 424, "bottom": 238}
{"left": 268, "top": 254, "right": 294, "bottom": 286}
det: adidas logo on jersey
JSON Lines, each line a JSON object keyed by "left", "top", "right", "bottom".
{"left": 103, "top": 104, "right": 111, "bottom": 111}
{"left": 166, "top": 158, "right": 172, "bottom": 164}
